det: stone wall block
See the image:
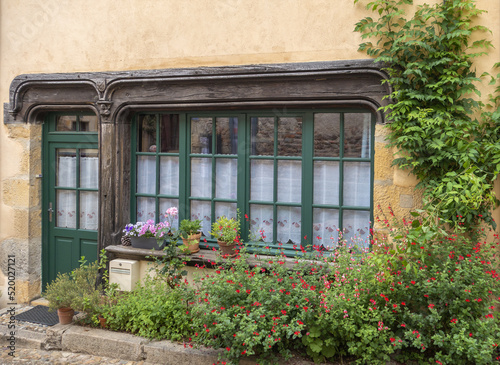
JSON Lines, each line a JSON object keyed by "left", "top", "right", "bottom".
{"left": 13, "top": 209, "right": 30, "bottom": 240}
{"left": 374, "top": 141, "right": 394, "bottom": 181}
{"left": 0, "top": 239, "right": 30, "bottom": 281}
{"left": 6, "top": 125, "right": 31, "bottom": 139}
{"left": 393, "top": 167, "right": 419, "bottom": 188}
{"left": 3, "top": 179, "right": 30, "bottom": 207}
{"left": 16, "top": 279, "right": 41, "bottom": 304}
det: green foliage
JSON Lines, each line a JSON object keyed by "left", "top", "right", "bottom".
{"left": 179, "top": 219, "right": 202, "bottom": 237}
{"left": 105, "top": 276, "right": 194, "bottom": 341}
{"left": 147, "top": 232, "right": 189, "bottom": 289}
{"left": 354, "top": 0, "right": 500, "bottom": 229}
{"left": 44, "top": 271, "right": 79, "bottom": 310}
{"left": 210, "top": 214, "right": 241, "bottom": 244}
{"left": 191, "top": 247, "right": 329, "bottom": 364}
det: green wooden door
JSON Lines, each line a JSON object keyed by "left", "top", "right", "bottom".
{"left": 43, "top": 114, "right": 99, "bottom": 287}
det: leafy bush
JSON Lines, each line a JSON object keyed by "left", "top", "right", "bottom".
{"left": 105, "top": 275, "right": 194, "bottom": 341}
{"left": 191, "top": 247, "right": 329, "bottom": 364}
{"left": 303, "top": 210, "right": 500, "bottom": 364}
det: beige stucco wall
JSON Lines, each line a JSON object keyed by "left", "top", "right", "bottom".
{"left": 0, "top": 0, "right": 499, "bottom": 306}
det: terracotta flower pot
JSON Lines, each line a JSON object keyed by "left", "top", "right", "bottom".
{"left": 182, "top": 232, "right": 201, "bottom": 254}
{"left": 57, "top": 307, "right": 75, "bottom": 325}
{"left": 98, "top": 315, "right": 107, "bottom": 328}
{"left": 217, "top": 240, "right": 238, "bottom": 258}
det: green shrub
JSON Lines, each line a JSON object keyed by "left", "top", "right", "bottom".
{"left": 105, "top": 275, "right": 194, "bottom": 341}
{"left": 191, "top": 247, "right": 329, "bottom": 364}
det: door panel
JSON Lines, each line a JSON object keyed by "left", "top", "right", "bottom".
{"left": 43, "top": 117, "right": 99, "bottom": 287}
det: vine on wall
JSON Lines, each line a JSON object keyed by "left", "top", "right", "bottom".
{"left": 354, "top": 0, "right": 500, "bottom": 229}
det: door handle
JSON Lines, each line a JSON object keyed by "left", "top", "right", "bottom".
{"left": 48, "top": 202, "right": 53, "bottom": 222}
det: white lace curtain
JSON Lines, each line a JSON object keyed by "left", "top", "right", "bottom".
{"left": 57, "top": 156, "right": 98, "bottom": 230}
{"left": 136, "top": 156, "right": 180, "bottom": 228}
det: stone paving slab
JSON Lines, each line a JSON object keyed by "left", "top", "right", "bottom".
{"left": 0, "top": 346, "right": 151, "bottom": 364}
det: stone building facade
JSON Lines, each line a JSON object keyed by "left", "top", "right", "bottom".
{"left": 1, "top": 0, "right": 499, "bottom": 307}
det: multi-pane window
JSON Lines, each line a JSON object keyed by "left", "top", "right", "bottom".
{"left": 132, "top": 110, "right": 373, "bottom": 251}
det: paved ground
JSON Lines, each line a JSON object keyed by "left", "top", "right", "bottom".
{"left": 0, "top": 346, "right": 152, "bottom": 365}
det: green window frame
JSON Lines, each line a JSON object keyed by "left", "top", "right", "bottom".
{"left": 130, "top": 109, "right": 374, "bottom": 254}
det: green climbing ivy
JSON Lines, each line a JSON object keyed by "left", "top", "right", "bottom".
{"left": 354, "top": 0, "right": 500, "bottom": 229}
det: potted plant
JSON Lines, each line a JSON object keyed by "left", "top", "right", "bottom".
{"left": 179, "top": 219, "right": 202, "bottom": 254}
{"left": 210, "top": 215, "right": 241, "bottom": 258}
{"left": 44, "top": 271, "right": 78, "bottom": 324}
{"left": 123, "top": 207, "right": 178, "bottom": 250}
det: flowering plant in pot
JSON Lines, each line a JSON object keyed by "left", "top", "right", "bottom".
{"left": 122, "top": 208, "right": 178, "bottom": 249}
{"left": 179, "top": 219, "right": 202, "bottom": 254}
{"left": 210, "top": 215, "right": 241, "bottom": 258}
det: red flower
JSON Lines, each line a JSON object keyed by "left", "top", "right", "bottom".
{"left": 281, "top": 310, "right": 287, "bottom": 315}
{"left": 226, "top": 347, "right": 230, "bottom": 351}
{"left": 390, "top": 338, "right": 395, "bottom": 342}
{"left": 469, "top": 333, "right": 473, "bottom": 337}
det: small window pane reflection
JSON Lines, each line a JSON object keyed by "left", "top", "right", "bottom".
{"left": 191, "top": 117, "right": 213, "bottom": 154}
{"left": 160, "top": 114, "right": 179, "bottom": 153}
{"left": 138, "top": 115, "right": 157, "bottom": 152}
{"left": 344, "top": 113, "right": 371, "bottom": 158}
{"left": 216, "top": 117, "right": 238, "bottom": 155}
{"left": 314, "top": 113, "right": 340, "bottom": 157}
{"left": 56, "top": 116, "right": 77, "bottom": 132}
{"left": 278, "top": 117, "right": 302, "bottom": 156}
{"left": 250, "top": 117, "right": 274, "bottom": 156}
{"left": 79, "top": 116, "right": 98, "bottom": 132}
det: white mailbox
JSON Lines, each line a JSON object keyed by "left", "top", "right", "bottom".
{"left": 109, "top": 259, "right": 139, "bottom": 291}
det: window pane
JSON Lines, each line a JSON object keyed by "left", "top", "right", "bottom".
{"left": 56, "top": 190, "right": 76, "bottom": 228}
{"left": 191, "top": 200, "right": 212, "bottom": 237}
{"left": 137, "top": 156, "right": 156, "bottom": 194}
{"left": 216, "top": 117, "right": 238, "bottom": 155}
{"left": 277, "top": 206, "right": 301, "bottom": 244}
{"left": 277, "top": 160, "right": 301, "bottom": 203}
{"left": 314, "top": 113, "right": 340, "bottom": 157}
{"left": 160, "top": 114, "right": 180, "bottom": 153}
{"left": 251, "top": 117, "right": 274, "bottom": 156}
{"left": 57, "top": 149, "right": 76, "bottom": 187}
{"left": 314, "top": 161, "right": 339, "bottom": 205}
{"left": 56, "top": 116, "right": 77, "bottom": 132}
{"left": 138, "top": 115, "right": 157, "bottom": 152}
{"left": 343, "top": 162, "right": 370, "bottom": 207}
{"left": 191, "top": 158, "right": 212, "bottom": 198}
{"left": 80, "top": 149, "right": 98, "bottom": 189}
{"left": 277, "top": 117, "right": 302, "bottom": 156}
{"left": 216, "top": 158, "right": 237, "bottom": 199}
{"left": 191, "top": 117, "right": 212, "bottom": 154}
{"left": 344, "top": 113, "right": 371, "bottom": 158}
{"left": 160, "top": 198, "right": 179, "bottom": 229}
{"left": 215, "top": 202, "right": 237, "bottom": 221}
{"left": 160, "top": 156, "right": 179, "bottom": 195}
{"left": 313, "top": 208, "right": 339, "bottom": 248}
{"left": 249, "top": 204, "right": 273, "bottom": 242}
{"left": 80, "top": 191, "right": 98, "bottom": 230}
{"left": 250, "top": 159, "right": 274, "bottom": 201}
{"left": 137, "top": 197, "right": 156, "bottom": 222}
{"left": 342, "top": 210, "right": 370, "bottom": 248}
{"left": 79, "top": 115, "right": 98, "bottom": 132}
